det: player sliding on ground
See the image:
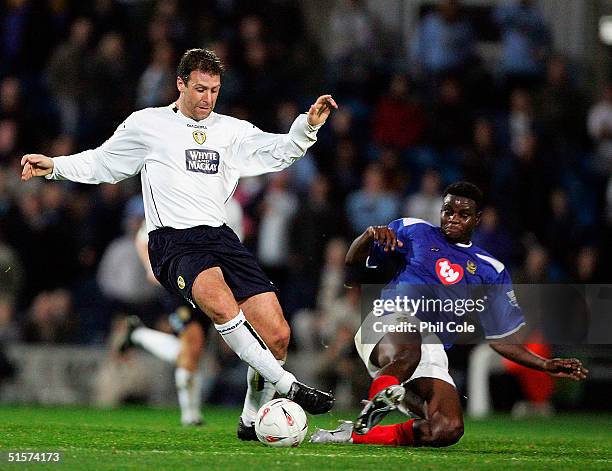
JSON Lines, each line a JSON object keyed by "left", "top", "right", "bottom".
{"left": 21, "top": 48, "right": 337, "bottom": 440}
{"left": 311, "top": 182, "right": 588, "bottom": 447}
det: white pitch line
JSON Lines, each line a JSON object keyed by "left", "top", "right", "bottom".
{"left": 60, "top": 448, "right": 610, "bottom": 462}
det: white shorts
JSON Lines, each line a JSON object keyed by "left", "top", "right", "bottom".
{"left": 354, "top": 312, "right": 456, "bottom": 387}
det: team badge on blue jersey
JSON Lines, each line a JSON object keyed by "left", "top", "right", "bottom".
{"left": 466, "top": 260, "right": 477, "bottom": 274}
{"left": 185, "top": 149, "right": 219, "bottom": 174}
{"left": 192, "top": 130, "right": 206, "bottom": 145}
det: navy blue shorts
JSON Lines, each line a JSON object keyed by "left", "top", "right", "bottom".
{"left": 148, "top": 224, "right": 276, "bottom": 310}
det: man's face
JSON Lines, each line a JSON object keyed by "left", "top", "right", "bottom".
{"left": 440, "top": 194, "right": 481, "bottom": 242}
{"left": 177, "top": 71, "right": 221, "bottom": 121}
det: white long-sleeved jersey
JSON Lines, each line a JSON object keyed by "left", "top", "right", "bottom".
{"left": 47, "top": 105, "right": 322, "bottom": 232}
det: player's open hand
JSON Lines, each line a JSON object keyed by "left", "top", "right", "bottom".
{"left": 307, "top": 95, "right": 338, "bottom": 126}
{"left": 544, "top": 358, "right": 588, "bottom": 381}
{"left": 21, "top": 154, "right": 54, "bottom": 181}
{"left": 367, "top": 226, "right": 404, "bottom": 252}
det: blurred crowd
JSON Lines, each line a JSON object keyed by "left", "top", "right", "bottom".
{"left": 0, "top": 0, "right": 611, "bottom": 406}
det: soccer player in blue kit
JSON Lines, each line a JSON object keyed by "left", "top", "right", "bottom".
{"left": 311, "top": 182, "right": 588, "bottom": 447}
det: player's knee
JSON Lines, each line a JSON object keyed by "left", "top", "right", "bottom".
{"left": 430, "top": 416, "right": 464, "bottom": 447}
{"left": 390, "top": 346, "right": 421, "bottom": 378}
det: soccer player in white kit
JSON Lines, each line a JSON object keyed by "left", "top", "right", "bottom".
{"left": 21, "top": 48, "right": 338, "bottom": 440}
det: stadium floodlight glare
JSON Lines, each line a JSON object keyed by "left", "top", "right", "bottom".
{"left": 599, "top": 16, "right": 612, "bottom": 45}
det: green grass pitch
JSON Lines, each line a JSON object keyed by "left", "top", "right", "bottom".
{"left": 1, "top": 406, "right": 610, "bottom": 470}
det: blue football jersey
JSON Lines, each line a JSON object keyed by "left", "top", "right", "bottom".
{"left": 367, "top": 218, "right": 525, "bottom": 345}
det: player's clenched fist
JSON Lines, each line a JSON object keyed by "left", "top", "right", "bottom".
{"left": 307, "top": 95, "right": 338, "bottom": 126}
{"left": 367, "top": 225, "right": 404, "bottom": 252}
{"left": 21, "top": 154, "right": 54, "bottom": 181}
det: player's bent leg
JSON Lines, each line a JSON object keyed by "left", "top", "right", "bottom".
{"left": 175, "top": 322, "right": 205, "bottom": 426}
{"left": 177, "top": 322, "right": 204, "bottom": 371}
{"left": 239, "top": 292, "right": 290, "bottom": 360}
{"left": 316, "top": 378, "right": 462, "bottom": 447}
{"left": 193, "top": 268, "right": 334, "bottom": 415}
{"left": 409, "top": 377, "right": 464, "bottom": 447}
{"left": 237, "top": 292, "right": 287, "bottom": 440}
{"left": 354, "top": 331, "right": 422, "bottom": 434}
{"left": 192, "top": 267, "right": 241, "bottom": 323}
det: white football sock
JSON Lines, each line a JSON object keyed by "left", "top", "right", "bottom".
{"left": 215, "top": 311, "right": 295, "bottom": 395}
{"left": 175, "top": 367, "right": 203, "bottom": 425}
{"left": 131, "top": 327, "right": 180, "bottom": 363}
{"left": 240, "top": 365, "right": 278, "bottom": 426}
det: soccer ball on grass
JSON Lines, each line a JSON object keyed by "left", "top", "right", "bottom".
{"left": 254, "top": 398, "right": 308, "bottom": 447}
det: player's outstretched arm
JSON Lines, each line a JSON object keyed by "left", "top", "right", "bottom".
{"left": 21, "top": 154, "right": 54, "bottom": 181}
{"left": 307, "top": 95, "right": 338, "bottom": 126}
{"left": 345, "top": 226, "right": 403, "bottom": 265}
{"left": 490, "top": 334, "right": 588, "bottom": 381}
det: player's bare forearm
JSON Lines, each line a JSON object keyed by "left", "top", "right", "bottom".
{"left": 345, "top": 229, "right": 374, "bottom": 266}
{"left": 490, "top": 342, "right": 547, "bottom": 371}
{"left": 345, "top": 226, "right": 403, "bottom": 265}
{"left": 490, "top": 332, "right": 588, "bottom": 381}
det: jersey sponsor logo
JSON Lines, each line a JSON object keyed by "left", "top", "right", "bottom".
{"left": 466, "top": 260, "right": 477, "bottom": 274}
{"left": 192, "top": 130, "right": 206, "bottom": 145}
{"left": 185, "top": 149, "right": 219, "bottom": 174}
{"left": 435, "top": 258, "right": 464, "bottom": 285}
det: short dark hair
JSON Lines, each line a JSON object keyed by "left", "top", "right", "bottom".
{"left": 442, "top": 181, "right": 484, "bottom": 210}
{"left": 177, "top": 48, "right": 224, "bottom": 84}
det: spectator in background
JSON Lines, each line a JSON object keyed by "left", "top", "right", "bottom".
{"left": 136, "top": 41, "right": 176, "bottom": 109}
{"left": 0, "top": 230, "right": 24, "bottom": 309}
{"left": 472, "top": 206, "right": 515, "bottom": 267}
{"left": 83, "top": 32, "right": 130, "bottom": 141}
{"left": 410, "top": 0, "right": 475, "bottom": 82}
{"left": 289, "top": 176, "right": 345, "bottom": 292}
{"left": 496, "top": 130, "right": 549, "bottom": 234}
{"left": 0, "top": 119, "right": 18, "bottom": 166}
{"left": 506, "top": 88, "right": 537, "bottom": 157}
{"left": 493, "top": 0, "right": 551, "bottom": 93}
{"left": 535, "top": 56, "right": 587, "bottom": 155}
{"left": 0, "top": 76, "right": 21, "bottom": 119}
{"left": 326, "top": 0, "right": 380, "bottom": 94}
{"left": 587, "top": 82, "right": 612, "bottom": 177}
{"left": 21, "top": 289, "right": 77, "bottom": 343}
{"left": 372, "top": 74, "right": 426, "bottom": 152}
{"left": 404, "top": 169, "right": 442, "bottom": 225}
{"left": 291, "top": 238, "right": 348, "bottom": 352}
{"left": 462, "top": 117, "right": 498, "bottom": 197}
{"left": 542, "top": 188, "right": 578, "bottom": 274}
{"left": 378, "top": 148, "right": 409, "bottom": 195}
{"left": 515, "top": 243, "right": 551, "bottom": 284}
{"left": 574, "top": 246, "right": 600, "bottom": 283}
{"left": 256, "top": 172, "right": 299, "bottom": 293}
{"left": 46, "top": 18, "right": 93, "bottom": 136}
{"left": 346, "top": 163, "right": 400, "bottom": 235}
{"left": 429, "top": 77, "right": 473, "bottom": 154}
{"left": 96, "top": 196, "right": 160, "bottom": 322}
{"left": 329, "top": 138, "right": 361, "bottom": 199}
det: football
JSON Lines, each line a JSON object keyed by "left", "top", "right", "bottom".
{"left": 254, "top": 398, "right": 308, "bottom": 447}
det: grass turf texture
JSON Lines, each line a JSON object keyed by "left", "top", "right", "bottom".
{"left": 1, "top": 406, "right": 610, "bottom": 470}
